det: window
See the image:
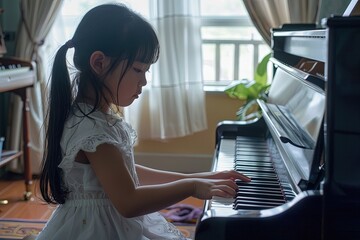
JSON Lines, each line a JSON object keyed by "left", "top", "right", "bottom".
{"left": 44, "top": 0, "right": 150, "bottom": 80}
{"left": 200, "top": 0, "right": 270, "bottom": 86}
{"left": 46, "top": 0, "right": 269, "bottom": 87}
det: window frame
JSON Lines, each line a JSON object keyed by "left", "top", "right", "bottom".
{"left": 200, "top": 15, "right": 269, "bottom": 88}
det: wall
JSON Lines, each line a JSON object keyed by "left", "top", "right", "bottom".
{"left": 0, "top": 0, "right": 20, "bottom": 57}
{"left": 134, "top": 92, "right": 243, "bottom": 173}
{"left": 0, "top": 0, "right": 21, "bottom": 142}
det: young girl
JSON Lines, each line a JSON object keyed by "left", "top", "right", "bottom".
{"left": 36, "top": 4, "right": 250, "bottom": 240}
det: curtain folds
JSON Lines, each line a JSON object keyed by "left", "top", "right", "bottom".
{"left": 10, "top": 0, "right": 63, "bottom": 174}
{"left": 243, "top": 0, "right": 319, "bottom": 45}
{"left": 125, "top": 0, "right": 207, "bottom": 140}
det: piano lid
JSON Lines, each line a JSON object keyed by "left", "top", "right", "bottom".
{"left": 271, "top": 27, "right": 327, "bottom": 68}
{"left": 259, "top": 55, "right": 325, "bottom": 190}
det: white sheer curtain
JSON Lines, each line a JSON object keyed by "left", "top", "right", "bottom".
{"left": 125, "top": 0, "right": 207, "bottom": 140}
{"left": 10, "top": 0, "right": 63, "bottom": 174}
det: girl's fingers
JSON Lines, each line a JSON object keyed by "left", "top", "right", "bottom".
{"left": 237, "top": 173, "right": 251, "bottom": 182}
{"left": 229, "top": 170, "right": 251, "bottom": 182}
{"left": 215, "top": 170, "right": 251, "bottom": 182}
{"left": 212, "top": 184, "right": 237, "bottom": 198}
{"left": 212, "top": 189, "right": 234, "bottom": 198}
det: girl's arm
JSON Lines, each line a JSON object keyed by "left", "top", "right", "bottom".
{"left": 136, "top": 164, "right": 251, "bottom": 185}
{"left": 86, "top": 143, "right": 241, "bottom": 218}
{"left": 135, "top": 164, "right": 186, "bottom": 185}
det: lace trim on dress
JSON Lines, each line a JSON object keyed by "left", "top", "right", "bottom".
{"left": 59, "top": 133, "right": 119, "bottom": 171}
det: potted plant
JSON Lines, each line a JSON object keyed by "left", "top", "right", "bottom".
{"left": 224, "top": 53, "right": 271, "bottom": 121}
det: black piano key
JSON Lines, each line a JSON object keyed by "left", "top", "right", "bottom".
{"left": 235, "top": 161, "right": 273, "bottom": 167}
{"left": 238, "top": 172, "right": 278, "bottom": 178}
{"left": 239, "top": 184, "right": 281, "bottom": 192}
{"left": 284, "top": 194, "right": 296, "bottom": 201}
{"left": 236, "top": 166, "right": 275, "bottom": 173}
{"left": 235, "top": 197, "right": 285, "bottom": 205}
{"left": 240, "top": 176, "right": 279, "bottom": 182}
{"left": 236, "top": 149, "right": 269, "bottom": 154}
{"left": 239, "top": 179, "right": 280, "bottom": 187}
{"left": 236, "top": 191, "right": 284, "bottom": 200}
{"left": 235, "top": 156, "right": 272, "bottom": 162}
{"left": 236, "top": 137, "right": 265, "bottom": 141}
{"left": 241, "top": 178, "right": 279, "bottom": 184}
{"left": 237, "top": 181, "right": 282, "bottom": 191}
{"left": 235, "top": 191, "right": 284, "bottom": 199}
{"left": 236, "top": 142, "right": 267, "bottom": 147}
{"left": 237, "top": 188, "right": 283, "bottom": 197}
{"left": 235, "top": 198, "right": 284, "bottom": 207}
{"left": 235, "top": 166, "right": 275, "bottom": 172}
{"left": 235, "top": 151, "right": 270, "bottom": 157}
{"left": 236, "top": 136, "right": 265, "bottom": 141}
{"left": 238, "top": 188, "right": 284, "bottom": 196}
{"left": 234, "top": 202, "right": 276, "bottom": 210}
{"left": 235, "top": 144, "right": 268, "bottom": 149}
{"left": 238, "top": 178, "right": 280, "bottom": 185}
{"left": 235, "top": 166, "right": 275, "bottom": 173}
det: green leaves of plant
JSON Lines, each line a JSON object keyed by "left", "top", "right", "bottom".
{"left": 224, "top": 53, "right": 272, "bottom": 120}
{"left": 224, "top": 53, "right": 271, "bottom": 101}
{"left": 225, "top": 80, "right": 266, "bottom": 100}
{"left": 255, "top": 53, "right": 271, "bottom": 86}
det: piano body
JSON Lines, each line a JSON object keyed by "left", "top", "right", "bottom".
{"left": 195, "top": 16, "right": 360, "bottom": 240}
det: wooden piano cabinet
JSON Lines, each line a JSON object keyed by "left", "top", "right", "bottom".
{"left": 0, "top": 57, "right": 35, "bottom": 201}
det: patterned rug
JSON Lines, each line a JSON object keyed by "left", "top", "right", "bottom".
{"left": 0, "top": 218, "right": 196, "bottom": 240}
{"left": 0, "top": 218, "right": 45, "bottom": 240}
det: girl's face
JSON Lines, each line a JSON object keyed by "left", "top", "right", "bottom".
{"left": 105, "top": 60, "right": 150, "bottom": 107}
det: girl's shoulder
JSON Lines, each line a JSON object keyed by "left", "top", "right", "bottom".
{"left": 63, "top": 103, "right": 137, "bottom": 145}
{"left": 59, "top": 104, "right": 137, "bottom": 170}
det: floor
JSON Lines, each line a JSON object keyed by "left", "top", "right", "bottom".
{"left": 0, "top": 175, "right": 54, "bottom": 220}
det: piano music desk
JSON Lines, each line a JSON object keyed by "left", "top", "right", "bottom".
{"left": 0, "top": 57, "right": 35, "bottom": 201}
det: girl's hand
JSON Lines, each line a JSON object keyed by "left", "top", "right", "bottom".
{"left": 208, "top": 170, "right": 251, "bottom": 182}
{"left": 192, "top": 179, "right": 239, "bottom": 200}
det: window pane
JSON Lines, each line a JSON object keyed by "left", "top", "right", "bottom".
{"left": 201, "top": 27, "right": 263, "bottom": 41}
{"left": 200, "top": 0, "right": 248, "bottom": 16}
{"left": 62, "top": 0, "right": 149, "bottom": 17}
{"left": 59, "top": 0, "right": 149, "bottom": 38}
{"left": 202, "top": 44, "right": 216, "bottom": 82}
{"left": 239, "top": 44, "right": 254, "bottom": 80}
{"left": 220, "top": 44, "right": 234, "bottom": 80}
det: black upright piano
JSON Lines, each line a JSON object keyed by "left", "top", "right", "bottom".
{"left": 195, "top": 16, "right": 360, "bottom": 240}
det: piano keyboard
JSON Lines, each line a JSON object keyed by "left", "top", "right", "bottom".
{"left": 0, "top": 66, "right": 34, "bottom": 92}
{"left": 212, "top": 136, "right": 296, "bottom": 211}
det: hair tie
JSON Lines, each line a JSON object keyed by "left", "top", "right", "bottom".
{"left": 65, "top": 39, "right": 74, "bottom": 49}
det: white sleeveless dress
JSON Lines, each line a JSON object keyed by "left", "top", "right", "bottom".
{"left": 36, "top": 104, "right": 188, "bottom": 240}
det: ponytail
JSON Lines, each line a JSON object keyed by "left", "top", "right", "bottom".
{"left": 40, "top": 42, "right": 73, "bottom": 204}
{"left": 39, "top": 3, "right": 160, "bottom": 204}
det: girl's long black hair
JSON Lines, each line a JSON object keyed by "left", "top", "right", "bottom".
{"left": 40, "top": 3, "right": 159, "bottom": 204}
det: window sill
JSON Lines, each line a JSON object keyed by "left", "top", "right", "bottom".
{"left": 203, "top": 85, "right": 227, "bottom": 93}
